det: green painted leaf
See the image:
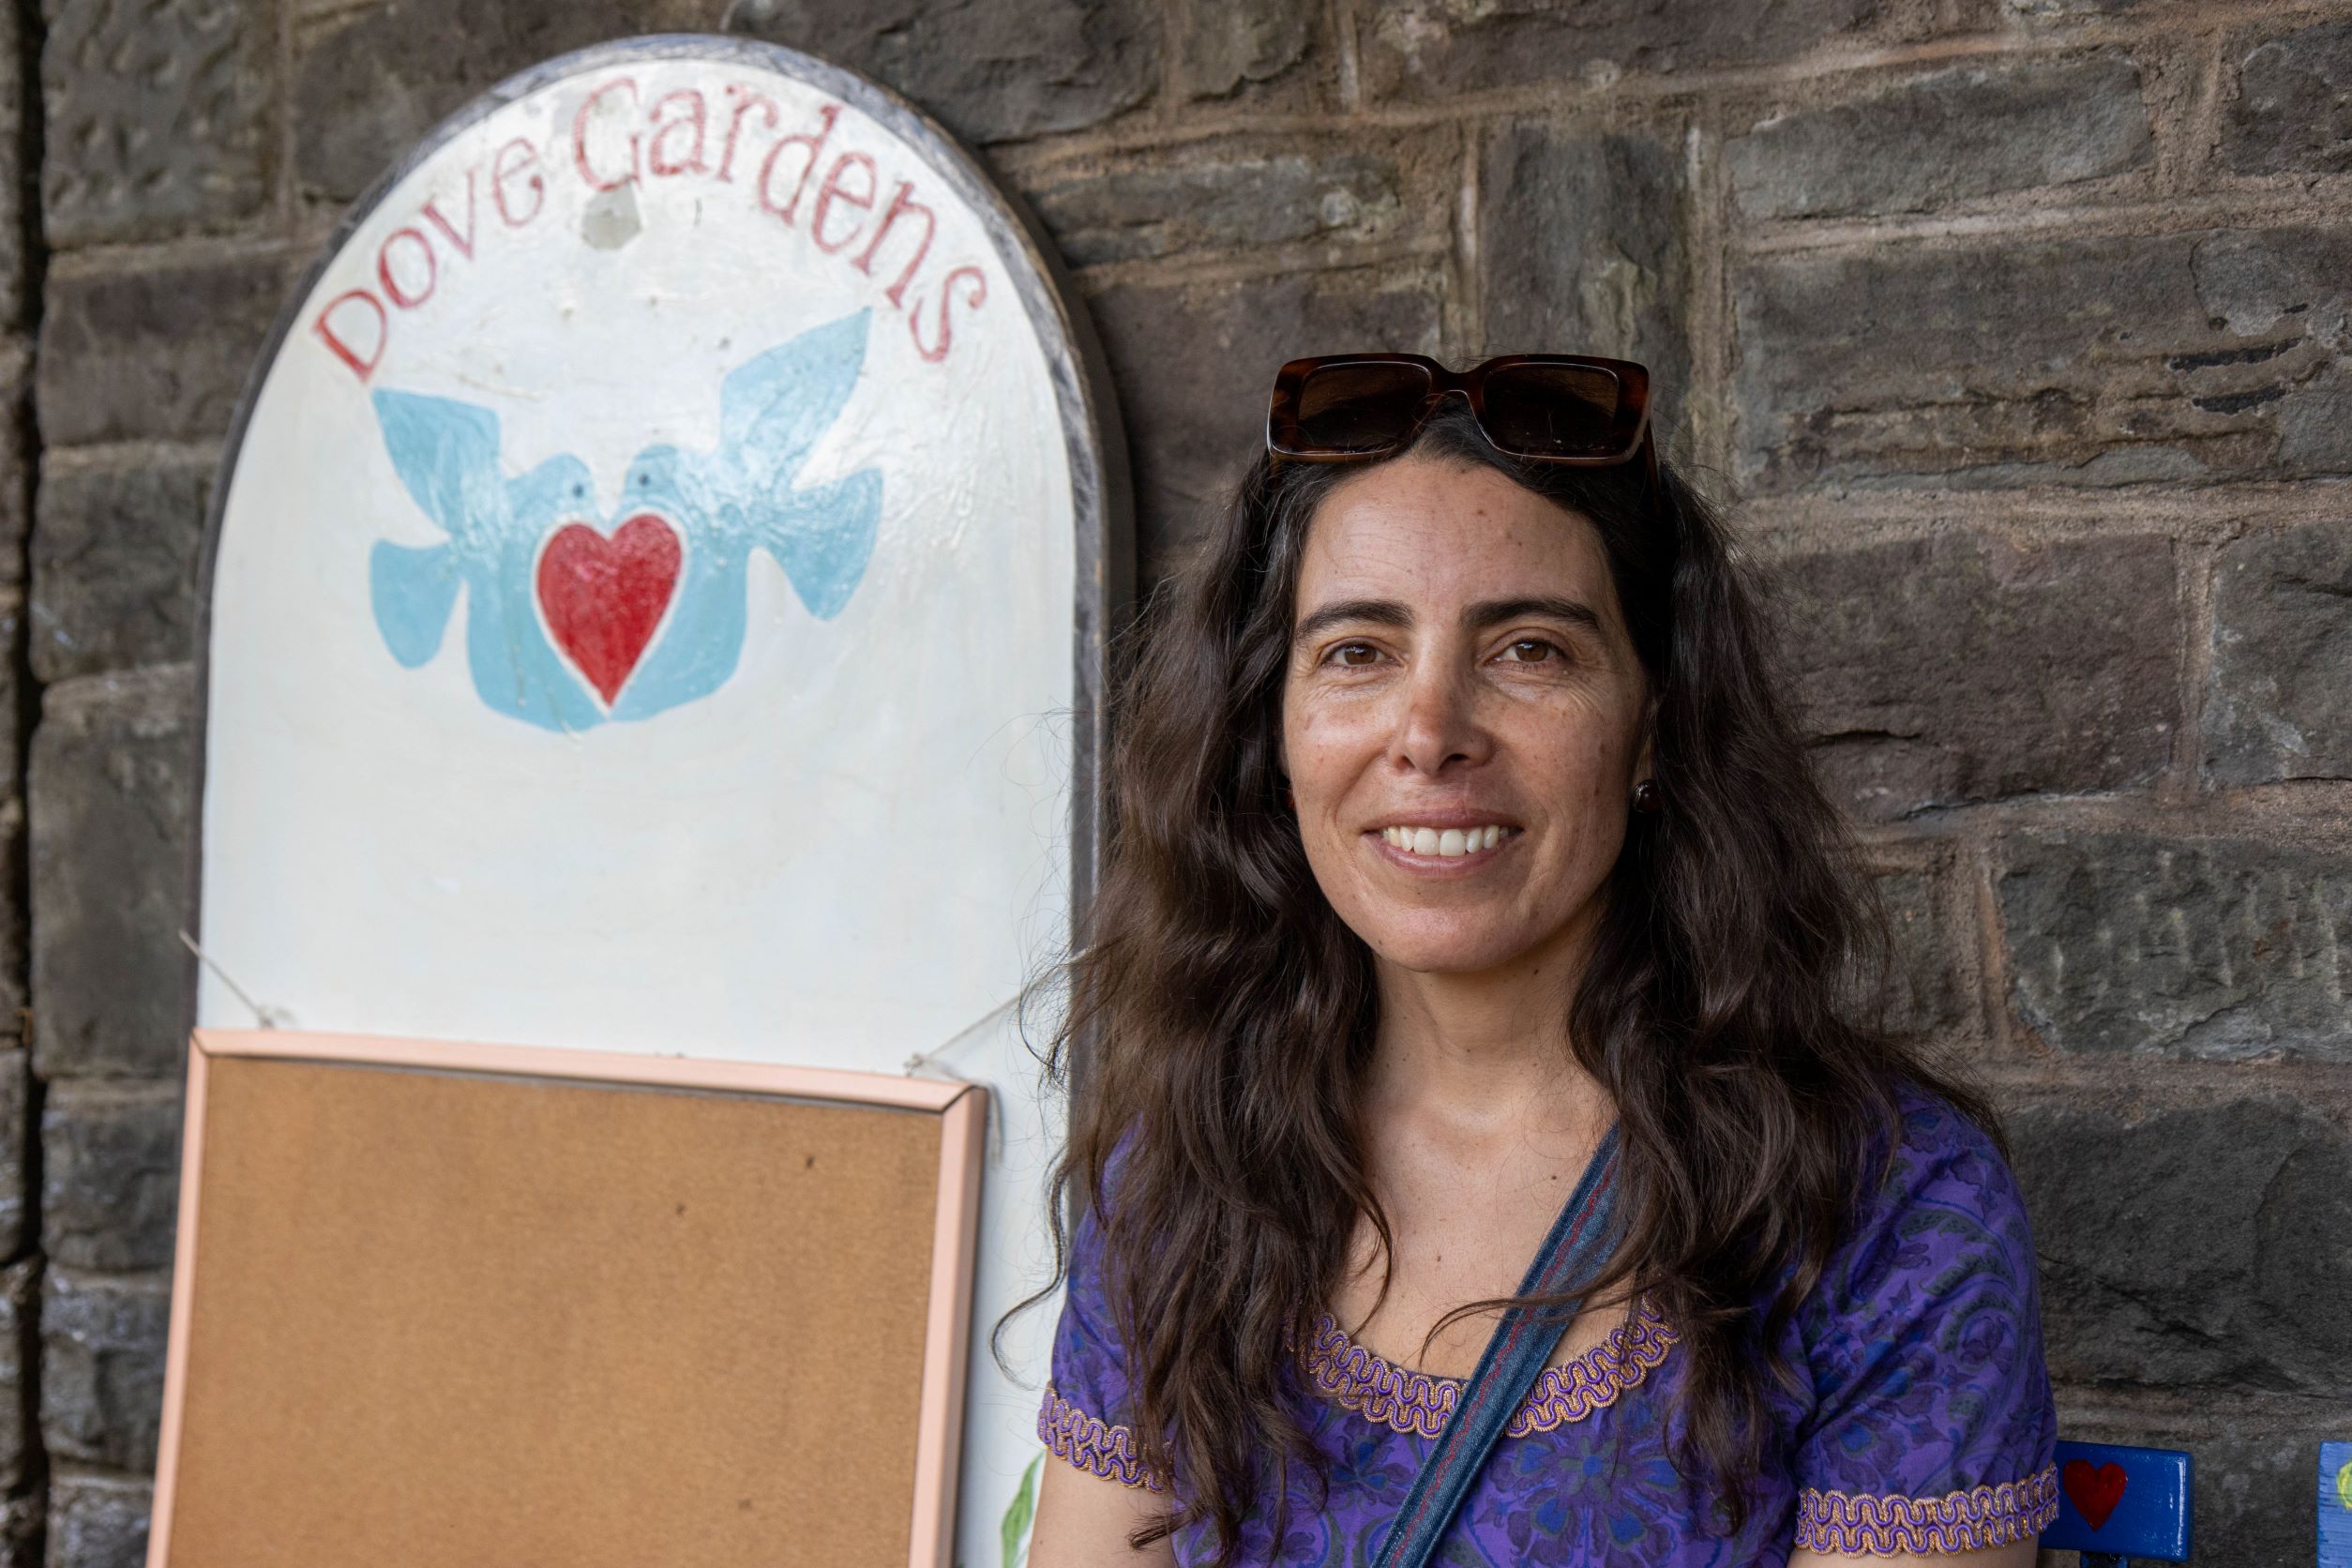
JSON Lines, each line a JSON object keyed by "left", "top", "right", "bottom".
{"left": 1001, "top": 1452, "right": 1044, "bottom": 1568}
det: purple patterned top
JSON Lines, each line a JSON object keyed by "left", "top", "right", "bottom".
{"left": 1038, "top": 1084, "right": 2058, "bottom": 1564}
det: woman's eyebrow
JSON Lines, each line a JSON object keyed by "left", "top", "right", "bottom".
{"left": 1293, "top": 598, "right": 1412, "bottom": 643}
{"left": 1463, "top": 596, "right": 1603, "bottom": 635}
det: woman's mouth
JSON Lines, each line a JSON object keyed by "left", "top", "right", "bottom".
{"left": 1374, "top": 824, "right": 1519, "bottom": 860}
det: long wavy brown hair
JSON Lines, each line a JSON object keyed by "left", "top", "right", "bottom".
{"left": 1025, "top": 401, "right": 1998, "bottom": 1560}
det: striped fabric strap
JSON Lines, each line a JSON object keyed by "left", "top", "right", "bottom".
{"left": 1369, "top": 1123, "right": 1624, "bottom": 1568}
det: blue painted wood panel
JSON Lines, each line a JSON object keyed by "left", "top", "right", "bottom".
{"left": 2318, "top": 1442, "right": 2352, "bottom": 1568}
{"left": 2041, "top": 1440, "right": 2192, "bottom": 1562}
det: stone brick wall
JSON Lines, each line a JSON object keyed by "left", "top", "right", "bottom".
{"left": 6, "top": 0, "right": 2349, "bottom": 1563}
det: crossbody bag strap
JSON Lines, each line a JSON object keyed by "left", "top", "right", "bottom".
{"left": 1367, "top": 1122, "right": 1625, "bottom": 1568}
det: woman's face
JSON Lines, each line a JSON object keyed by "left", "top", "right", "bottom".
{"left": 1279, "top": 454, "right": 1652, "bottom": 979}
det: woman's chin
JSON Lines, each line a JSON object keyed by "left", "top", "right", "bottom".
{"left": 1363, "top": 925, "right": 1550, "bottom": 979}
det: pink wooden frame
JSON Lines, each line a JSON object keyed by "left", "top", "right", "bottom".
{"left": 148, "top": 1028, "right": 989, "bottom": 1568}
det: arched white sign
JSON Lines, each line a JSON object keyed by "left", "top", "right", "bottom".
{"left": 191, "top": 35, "right": 1126, "bottom": 1560}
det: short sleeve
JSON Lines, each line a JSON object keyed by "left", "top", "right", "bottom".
{"left": 1037, "top": 1190, "right": 1168, "bottom": 1491}
{"left": 1787, "top": 1089, "right": 2059, "bottom": 1556}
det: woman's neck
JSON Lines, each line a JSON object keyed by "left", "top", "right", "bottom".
{"left": 1362, "top": 920, "right": 1614, "bottom": 1147}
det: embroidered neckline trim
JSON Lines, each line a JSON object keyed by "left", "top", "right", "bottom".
{"left": 1302, "top": 1297, "right": 1679, "bottom": 1439}
{"left": 1794, "top": 1466, "right": 2061, "bottom": 1556}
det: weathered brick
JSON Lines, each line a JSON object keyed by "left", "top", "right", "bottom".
{"left": 2207, "top": 517, "right": 2352, "bottom": 786}
{"left": 38, "top": 255, "right": 289, "bottom": 448}
{"left": 1088, "top": 269, "right": 1445, "bottom": 579}
{"left": 42, "top": 0, "right": 273, "bottom": 247}
{"left": 0, "top": 1055, "right": 28, "bottom": 1260}
{"left": 0, "top": 1261, "right": 36, "bottom": 1495}
{"left": 40, "top": 1268, "right": 168, "bottom": 1471}
{"left": 1727, "top": 52, "right": 2152, "bottom": 220}
{"left": 0, "top": 791, "right": 28, "bottom": 1039}
{"left": 1171, "top": 0, "right": 1313, "bottom": 101}
{"left": 0, "top": 593, "right": 23, "bottom": 761}
{"left": 2011, "top": 1095, "right": 2352, "bottom": 1395}
{"left": 1998, "top": 831, "right": 2352, "bottom": 1062}
{"left": 29, "top": 668, "right": 197, "bottom": 1080}
{"left": 43, "top": 1084, "right": 180, "bottom": 1274}
{"left": 731, "top": 0, "right": 1158, "bottom": 145}
{"left": 45, "top": 1471, "right": 149, "bottom": 1568}
{"left": 1735, "top": 224, "right": 2352, "bottom": 491}
{"left": 1773, "top": 533, "right": 2176, "bottom": 819}
{"left": 1029, "top": 134, "right": 1436, "bottom": 269}
{"left": 1872, "top": 866, "right": 1970, "bottom": 1037}
{"left": 32, "top": 460, "right": 210, "bottom": 684}
{"left": 0, "top": 345, "right": 34, "bottom": 580}
{"left": 0, "top": 4, "right": 25, "bottom": 326}
{"left": 0, "top": 1492, "right": 34, "bottom": 1568}
{"left": 2225, "top": 19, "right": 2352, "bottom": 176}
{"left": 290, "top": 0, "right": 707, "bottom": 204}
{"left": 1481, "top": 124, "right": 1691, "bottom": 452}
{"left": 0, "top": 593, "right": 31, "bottom": 1047}
{"left": 2001, "top": 0, "right": 2149, "bottom": 15}
{"left": 1357, "top": 0, "right": 1877, "bottom": 103}
{"left": 296, "top": 0, "right": 1157, "bottom": 200}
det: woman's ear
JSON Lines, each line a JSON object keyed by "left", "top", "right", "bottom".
{"left": 1634, "top": 690, "right": 1659, "bottom": 784}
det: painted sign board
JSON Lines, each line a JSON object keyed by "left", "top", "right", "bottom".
{"left": 188, "top": 35, "right": 1126, "bottom": 1563}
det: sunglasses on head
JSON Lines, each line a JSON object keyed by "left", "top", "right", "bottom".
{"left": 1267, "top": 352, "right": 1657, "bottom": 485}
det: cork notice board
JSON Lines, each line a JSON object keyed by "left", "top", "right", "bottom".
{"left": 148, "top": 1030, "right": 988, "bottom": 1568}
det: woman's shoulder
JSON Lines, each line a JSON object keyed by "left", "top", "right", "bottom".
{"left": 1874, "top": 1077, "right": 2019, "bottom": 1199}
{"left": 1061, "top": 1126, "right": 1150, "bottom": 1317}
{"left": 1782, "top": 1079, "right": 2058, "bottom": 1533}
{"left": 1814, "top": 1077, "right": 2039, "bottom": 1324}
{"left": 1873, "top": 1078, "right": 2027, "bottom": 1221}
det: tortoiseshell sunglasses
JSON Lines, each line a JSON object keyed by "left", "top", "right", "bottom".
{"left": 1266, "top": 353, "right": 1656, "bottom": 485}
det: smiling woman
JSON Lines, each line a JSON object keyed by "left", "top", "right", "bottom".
{"left": 1019, "top": 362, "right": 2057, "bottom": 1568}
{"left": 1283, "top": 463, "right": 1652, "bottom": 988}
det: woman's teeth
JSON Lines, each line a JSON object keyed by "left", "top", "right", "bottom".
{"left": 1380, "top": 825, "right": 1510, "bottom": 858}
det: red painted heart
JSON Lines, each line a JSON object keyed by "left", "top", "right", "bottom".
{"left": 2061, "top": 1458, "right": 2128, "bottom": 1531}
{"left": 535, "top": 513, "right": 682, "bottom": 705}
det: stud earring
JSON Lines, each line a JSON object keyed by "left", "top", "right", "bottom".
{"left": 1632, "top": 779, "right": 1662, "bottom": 814}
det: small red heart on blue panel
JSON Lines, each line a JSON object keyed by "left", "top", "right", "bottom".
{"left": 2061, "top": 1458, "right": 2128, "bottom": 1531}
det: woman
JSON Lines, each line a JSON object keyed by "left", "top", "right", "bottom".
{"left": 1025, "top": 353, "right": 2056, "bottom": 1566}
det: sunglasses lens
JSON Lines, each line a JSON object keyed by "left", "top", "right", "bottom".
{"left": 1482, "top": 364, "right": 1627, "bottom": 456}
{"left": 1294, "top": 362, "right": 1433, "bottom": 453}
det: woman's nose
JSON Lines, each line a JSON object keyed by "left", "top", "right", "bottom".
{"left": 1391, "top": 659, "right": 1490, "bottom": 776}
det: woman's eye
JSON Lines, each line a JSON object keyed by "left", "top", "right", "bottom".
{"left": 1329, "top": 642, "right": 1381, "bottom": 668}
{"left": 1500, "top": 639, "right": 1560, "bottom": 663}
